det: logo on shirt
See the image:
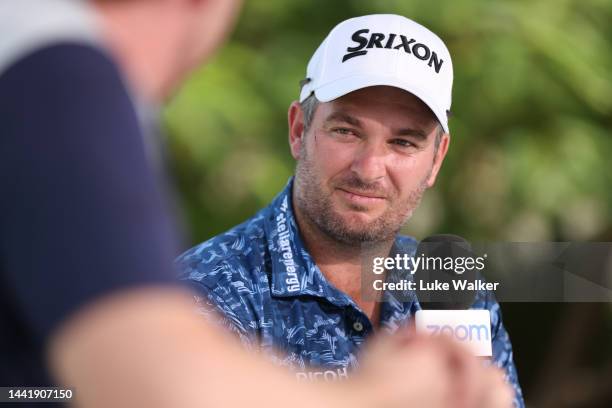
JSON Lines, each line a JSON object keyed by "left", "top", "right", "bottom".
{"left": 342, "top": 28, "right": 444, "bottom": 74}
{"left": 276, "top": 196, "right": 300, "bottom": 292}
{"left": 296, "top": 367, "right": 349, "bottom": 382}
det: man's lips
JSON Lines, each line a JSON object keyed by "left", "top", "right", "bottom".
{"left": 336, "top": 187, "right": 387, "bottom": 203}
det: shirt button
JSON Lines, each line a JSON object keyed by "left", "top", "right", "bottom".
{"left": 353, "top": 321, "right": 364, "bottom": 332}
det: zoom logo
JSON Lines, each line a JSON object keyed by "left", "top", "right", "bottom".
{"left": 426, "top": 324, "right": 490, "bottom": 341}
{"left": 415, "top": 310, "right": 493, "bottom": 356}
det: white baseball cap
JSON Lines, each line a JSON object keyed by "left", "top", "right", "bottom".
{"left": 299, "top": 14, "right": 453, "bottom": 133}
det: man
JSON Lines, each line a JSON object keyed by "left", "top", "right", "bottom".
{"left": 0, "top": 2, "right": 510, "bottom": 408}
{"left": 179, "top": 13, "right": 524, "bottom": 407}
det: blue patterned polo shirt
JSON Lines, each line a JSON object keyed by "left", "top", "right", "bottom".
{"left": 177, "top": 179, "right": 524, "bottom": 407}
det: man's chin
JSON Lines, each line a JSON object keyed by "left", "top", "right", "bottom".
{"left": 335, "top": 213, "right": 388, "bottom": 234}
{"left": 334, "top": 207, "right": 381, "bottom": 224}
{"left": 331, "top": 224, "right": 394, "bottom": 245}
{"left": 313, "top": 208, "right": 397, "bottom": 244}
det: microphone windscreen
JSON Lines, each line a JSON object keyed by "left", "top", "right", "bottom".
{"left": 415, "top": 234, "right": 479, "bottom": 310}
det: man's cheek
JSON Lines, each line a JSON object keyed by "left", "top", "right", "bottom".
{"left": 324, "top": 151, "right": 356, "bottom": 180}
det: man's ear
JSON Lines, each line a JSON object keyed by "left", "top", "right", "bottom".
{"left": 426, "top": 133, "right": 450, "bottom": 188}
{"left": 288, "top": 101, "right": 305, "bottom": 160}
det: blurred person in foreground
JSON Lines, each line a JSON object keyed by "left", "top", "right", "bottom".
{"left": 0, "top": 1, "right": 512, "bottom": 408}
{"left": 179, "top": 13, "right": 523, "bottom": 407}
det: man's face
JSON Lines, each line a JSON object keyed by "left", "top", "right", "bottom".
{"left": 289, "top": 86, "right": 449, "bottom": 245}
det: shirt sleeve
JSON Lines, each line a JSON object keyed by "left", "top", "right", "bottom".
{"left": 176, "top": 249, "right": 256, "bottom": 348}
{"left": 0, "top": 43, "right": 180, "bottom": 344}
{"left": 182, "top": 279, "right": 256, "bottom": 349}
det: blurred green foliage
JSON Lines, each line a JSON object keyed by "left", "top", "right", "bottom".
{"left": 164, "top": 0, "right": 612, "bottom": 245}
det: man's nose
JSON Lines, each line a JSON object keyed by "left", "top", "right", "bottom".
{"left": 349, "top": 140, "right": 387, "bottom": 183}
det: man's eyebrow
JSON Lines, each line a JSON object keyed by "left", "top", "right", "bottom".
{"left": 396, "top": 128, "right": 428, "bottom": 140}
{"left": 323, "top": 112, "right": 362, "bottom": 127}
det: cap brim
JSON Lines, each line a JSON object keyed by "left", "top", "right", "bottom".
{"left": 313, "top": 75, "right": 449, "bottom": 133}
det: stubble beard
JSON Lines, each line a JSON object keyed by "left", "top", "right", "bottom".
{"left": 294, "top": 148, "right": 431, "bottom": 246}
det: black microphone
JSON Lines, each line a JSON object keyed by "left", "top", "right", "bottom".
{"left": 413, "top": 234, "right": 492, "bottom": 357}
{"left": 414, "top": 234, "right": 478, "bottom": 309}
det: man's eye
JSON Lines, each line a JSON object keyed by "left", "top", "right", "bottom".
{"left": 332, "top": 127, "right": 357, "bottom": 136}
{"left": 390, "top": 139, "right": 415, "bottom": 148}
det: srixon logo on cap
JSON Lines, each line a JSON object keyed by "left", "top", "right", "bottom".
{"left": 342, "top": 29, "right": 444, "bottom": 74}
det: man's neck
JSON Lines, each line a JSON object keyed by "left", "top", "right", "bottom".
{"left": 291, "top": 191, "right": 394, "bottom": 327}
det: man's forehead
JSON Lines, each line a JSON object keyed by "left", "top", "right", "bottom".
{"left": 320, "top": 86, "right": 439, "bottom": 128}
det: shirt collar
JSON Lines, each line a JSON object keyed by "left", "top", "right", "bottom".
{"left": 263, "top": 179, "right": 353, "bottom": 307}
